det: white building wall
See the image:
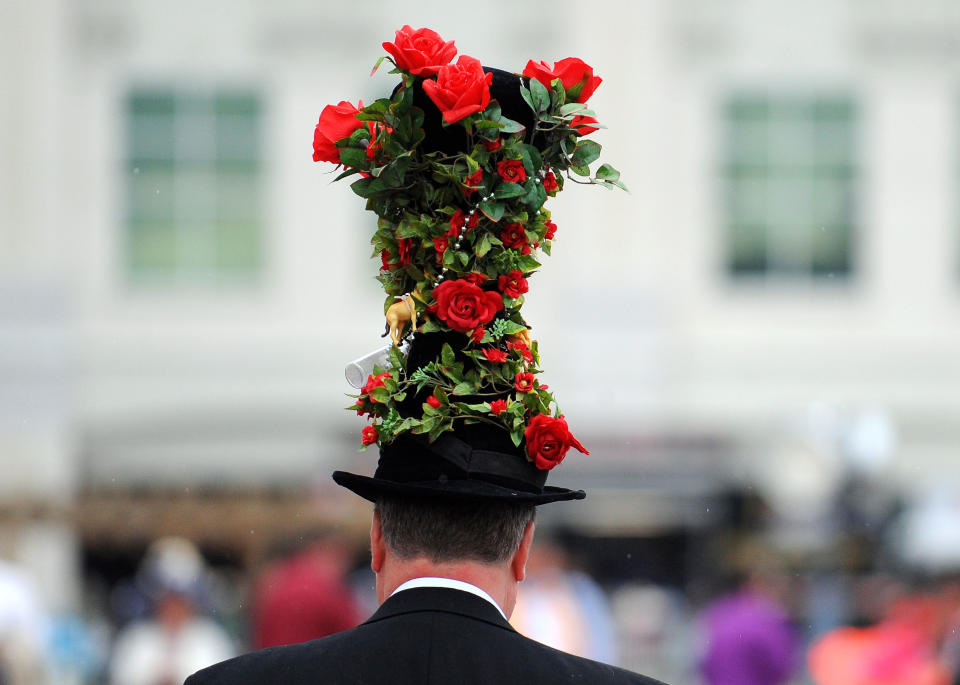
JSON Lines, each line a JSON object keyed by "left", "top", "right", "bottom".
{"left": 1, "top": 0, "right": 958, "bottom": 511}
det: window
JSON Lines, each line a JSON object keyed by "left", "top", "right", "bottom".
{"left": 125, "top": 89, "right": 263, "bottom": 285}
{"left": 722, "top": 94, "right": 857, "bottom": 278}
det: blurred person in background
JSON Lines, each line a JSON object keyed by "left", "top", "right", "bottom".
{"left": 109, "top": 537, "right": 235, "bottom": 685}
{"left": 0, "top": 559, "right": 47, "bottom": 685}
{"left": 698, "top": 556, "right": 799, "bottom": 685}
{"left": 251, "top": 530, "right": 363, "bottom": 649}
{"left": 510, "top": 535, "right": 618, "bottom": 664}
{"left": 808, "top": 578, "right": 956, "bottom": 685}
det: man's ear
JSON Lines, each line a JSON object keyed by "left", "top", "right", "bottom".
{"left": 370, "top": 510, "right": 385, "bottom": 574}
{"left": 511, "top": 519, "right": 535, "bottom": 582}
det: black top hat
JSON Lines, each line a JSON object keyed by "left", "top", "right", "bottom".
{"left": 319, "top": 32, "right": 616, "bottom": 506}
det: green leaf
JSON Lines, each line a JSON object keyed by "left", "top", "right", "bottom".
{"left": 370, "top": 55, "right": 387, "bottom": 76}
{"left": 570, "top": 164, "right": 590, "bottom": 177}
{"left": 332, "top": 168, "right": 361, "bottom": 182}
{"left": 495, "top": 182, "right": 525, "bottom": 199}
{"left": 529, "top": 78, "right": 551, "bottom": 113}
{"left": 498, "top": 116, "right": 525, "bottom": 134}
{"left": 519, "top": 84, "right": 535, "bottom": 113}
{"left": 571, "top": 140, "right": 602, "bottom": 167}
{"left": 479, "top": 200, "right": 505, "bottom": 222}
{"left": 510, "top": 427, "right": 524, "bottom": 447}
{"left": 339, "top": 147, "right": 366, "bottom": 169}
{"left": 595, "top": 163, "right": 620, "bottom": 182}
{"left": 452, "top": 381, "right": 474, "bottom": 396}
{"left": 559, "top": 102, "right": 587, "bottom": 116}
{"left": 369, "top": 387, "right": 390, "bottom": 404}
{"left": 475, "top": 233, "right": 493, "bottom": 257}
{"left": 441, "top": 343, "right": 456, "bottom": 367}
{"left": 380, "top": 155, "right": 412, "bottom": 187}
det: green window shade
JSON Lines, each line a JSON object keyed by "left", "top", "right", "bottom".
{"left": 723, "top": 94, "right": 857, "bottom": 278}
{"left": 125, "top": 89, "right": 263, "bottom": 285}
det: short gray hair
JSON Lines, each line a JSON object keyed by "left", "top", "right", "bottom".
{"left": 375, "top": 496, "right": 535, "bottom": 564}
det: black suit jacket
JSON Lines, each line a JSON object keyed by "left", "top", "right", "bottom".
{"left": 186, "top": 587, "right": 667, "bottom": 685}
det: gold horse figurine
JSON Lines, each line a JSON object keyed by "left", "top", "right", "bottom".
{"left": 384, "top": 293, "right": 417, "bottom": 345}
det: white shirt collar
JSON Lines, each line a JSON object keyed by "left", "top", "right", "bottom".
{"left": 390, "top": 576, "right": 507, "bottom": 620}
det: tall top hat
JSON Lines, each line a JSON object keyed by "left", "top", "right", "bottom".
{"left": 312, "top": 26, "right": 624, "bottom": 505}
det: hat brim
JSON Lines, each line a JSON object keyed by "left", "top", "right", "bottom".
{"left": 332, "top": 470, "right": 585, "bottom": 505}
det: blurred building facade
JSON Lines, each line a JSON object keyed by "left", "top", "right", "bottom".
{"left": 2, "top": 0, "right": 960, "bottom": 614}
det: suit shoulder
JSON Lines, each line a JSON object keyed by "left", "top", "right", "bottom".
{"left": 517, "top": 637, "right": 669, "bottom": 685}
{"left": 184, "top": 629, "right": 362, "bottom": 685}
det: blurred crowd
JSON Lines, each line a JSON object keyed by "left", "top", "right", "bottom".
{"left": 3, "top": 514, "right": 960, "bottom": 685}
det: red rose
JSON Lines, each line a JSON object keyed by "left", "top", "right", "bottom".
{"left": 433, "top": 236, "right": 449, "bottom": 262}
{"left": 471, "top": 326, "right": 486, "bottom": 343}
{"left": 380, "top": 249, "right": 391, "bottom": 271}
{"left": 489, "top": 399, "right": 507, "bottom": 415}
{"left": 362, "top": 372, "right": 391, "bottom": 400}
{"left": 355, "top": 399, "right": 368, "bottom": 416}
{"left": 571, "top": 114, "right": 599, "bottom": 136}
{"left": 431, "top": 279, "right": 504, "bottom": 333}
{"left": 497, "top": 159, "right": 527, "bottom": 183}
{"left": 312, "top": 100, "right": 365, "bottom": 164}
{"left": 522, "top": 57, "right": 602, "bottom": 103}
{"left": 426, "top": 395, "right": 442, "bottom": 409}
{"left": 498, "top": 270, "right": 529, "bottom": 299}
{"left": 524, "top": 414, "right": 588, "bottom": 470}
{"left": 482, "top": 348, "right": 508, "bottom": 362}
{"left": 500, "top": 223, "right": 530, "bottom": 254}
{"left": 544, "top": 220, "right": 557, "bottom": 240}
{"left": 382, "top": 25, "right": 457, "bottom": 76}
{"left": 514, "top": 372, "right": 535, "bottom": 393}
{"left": 465, "top": 169, "right": 483, "bottom": 187}
{"left": 361, "top": 425, "right": 379, "bottom": 446}
{"left": 508, "top": 340, "right": 533, "bottom": 364}
{"left": 542, "top": 170, "right": 558, "bottom": 192}
{"left": 397, "top": 238, "right": 413, "bottom": 265}
{"left": 463, "top": 272, "right": 488, "bottom": 286}
{"left": 422, "top": 55, "right": 492, "bottom": 124}
{"left": 484, "top": 138, "right": 502, "bottom": 152}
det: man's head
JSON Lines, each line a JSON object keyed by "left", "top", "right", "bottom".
{"left": 375, "top": 495, "right": 535, "bottom": 563}
{"left": 369, "top": 495, "right": 537, "bottom": 617}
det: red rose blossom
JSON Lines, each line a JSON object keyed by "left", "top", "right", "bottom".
{"left": 498, "top": 270, "right": 529, "bottom": 299}
{"left": 471, "top": 326, "right": 486, "bottom": 343}
{"left": 382, "top": 26, "right": 457, "bottom": 76}
{"left": 514, "top": 372, "right": 535, "bottom": 393}
{"left": 482, "top": 348, "right": 508, "bottom": 362}
{"left": 544, "top": 220, "right": 558, "bottom": 241}
{"left": 508, "top": 340, "right": 533, "bottom": 364}
{"left": 484, "top": 138, "right": 502, "bottom": 152}
{"left": 524, "top": 414, "right": 588, "bottom": 470}
{"left": 542, "top": 170, "right": 558, "bottom": 192}
{"left": 362, "top": 372, "right": 391, "bottom": 400}
{"left": 354, "top": 399, "right": 368, "bottom": 416}
{"left": 464, "top": 169, "right": 484, "bottom": 189}
{"left": 463, "top": 272, "right": 488, "bottom": 286}
{"left": 500, "top": 223, "right": 530, "bottom": 254}
{"left": 426, "top": 395, "right": 442, "bottom": 409}
{"left": 489, "top": 399, "right": 507, "bottom": 415}
{"left": 431, "top": 279, "right": 504, "bottom": 333}
{"left": 571, "top": 114, "right": 599, "bottom": 136}
{"left": 422, "top": 55, "right": 492, "bottom": 124}
{"left": 522, "top": 57, "right": 602, "bottom": 103}
{"left": 312, "top": 100, "right": 365, "bottom": 164}
{"left": 380, "top": 249, "right": 391, "bottom": 271}
{"left": 361, "top": 425, "right": 379, "bottom": 446}
{"left": 433, "top": 236, "right": 449, "bottom": 262}
{"left": 397, "top": 238, "right": 413, "bottom": 265}
{"left": 497, "top": 159, "right": 527, "bottom": 184}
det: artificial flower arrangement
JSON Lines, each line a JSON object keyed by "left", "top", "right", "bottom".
{"left": 313, "top": 25, "right": 624, "bottom": 471}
